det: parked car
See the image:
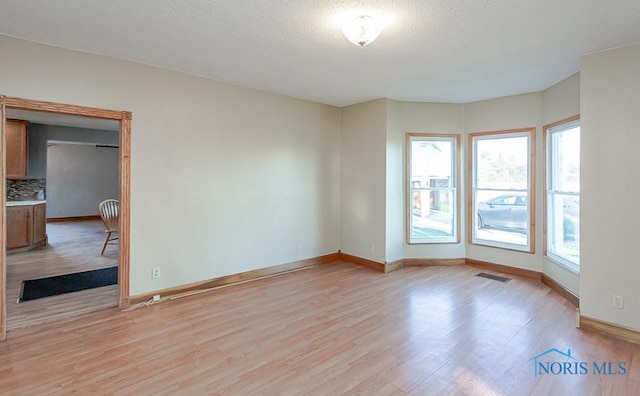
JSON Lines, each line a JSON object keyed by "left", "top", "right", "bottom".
{"left": 477, "top": 194, "right": 528, "bottom": 230}
{"left": 477, "top": 194, "right": 578, "bottom": 239}
{"left": 560, "top": 197, "right": 579, "bottom": 241}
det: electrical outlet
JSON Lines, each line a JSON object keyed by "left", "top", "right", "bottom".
{"left": 153, "top": 294, "right": 161, "bottom": 302}
{"left": 612, "top": 295, "right": 624, "bottom": 310}
{"left": 297, "top": 243, "right": 302, "bottom": 253}
{"left": 152, "top": 267, "right": 160, "bottom": 279}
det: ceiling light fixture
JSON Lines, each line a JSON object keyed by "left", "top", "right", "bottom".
{"left": 341, "top": 15, "right": 382, "bottom": 47}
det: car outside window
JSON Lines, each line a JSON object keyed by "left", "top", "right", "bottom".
{"left": 469, "top": 128, "right": 535, "bottom": 252}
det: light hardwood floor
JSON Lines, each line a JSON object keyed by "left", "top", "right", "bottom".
{"left": 1, "top": 261, "right": 639, "bottom": 394}
{"left": 6, "top": 219, "right": 118, "bottom": 330}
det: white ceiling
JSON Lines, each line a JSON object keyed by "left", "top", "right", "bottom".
{"left": 0, "top": 0, "right": 639, "bottom": 107}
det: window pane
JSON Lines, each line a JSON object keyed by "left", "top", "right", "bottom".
{"left": 551, "top": 126, "right": 580, "bottom": 193}
{"left": 547, "top": 121, "right": 580, "bottom": 268}
{"left": 411, "top": 140, "right": 452, "bottom": 188}
{"left": 471, "top": 130, "right": 533, "bottom": 251}
{"left": 476, "top": 136, "right": 528, "bottom": 190}
{"left": 475, "top": 190, "right": 528, "bottom": 246}
{"left": 408, "top": 135, "right": 457, "bottom": 244}
{"left": 548, "top": 194, "right": 580, "bottom": 263}
{"left": 410, "top": 190, "right": 455, "bottom": 239}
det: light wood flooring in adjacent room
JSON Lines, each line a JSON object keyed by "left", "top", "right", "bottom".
{"left": 2, "top": 261, "right": 639, "bottom": 394}
{"left": 6, "top": 219, "right": 118, "bottom": 330}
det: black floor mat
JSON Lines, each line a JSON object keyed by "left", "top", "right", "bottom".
{"left": 18, "top": 267, "right": 118, "bottom": 303}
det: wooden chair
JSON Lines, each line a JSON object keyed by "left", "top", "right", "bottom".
{"left": 99, "top": 199, "right": 119, "bottom": 255}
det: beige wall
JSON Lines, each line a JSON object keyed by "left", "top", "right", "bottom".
{"left": 345, "top": 99, "right": 465, "bottom": 264}
{"left": 463, "top": 93, "right": 543, "bottom": 272}
{"left": 340, "top": 99, "right": 387, "bottom": 263}
{"left": 7, "top": 34, "right": 638, "bottom": 333}
{"left": 580, "top": 44, "right": 640, "bottom": 330}
{"left": 542, "top": 72, "right": 580, "bottom": 125}
{"left": 0, "top": 35, "right": 342, "bottom": 296}
{"left": 388, "top": 100, "right": 466, "bottom": 260}
{"left": 385, "top": 99, "right": 405, "bottom": 263}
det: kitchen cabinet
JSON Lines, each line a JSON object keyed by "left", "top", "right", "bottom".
{"left": 7, "top": 205, "right": 32, "bottom": 249}
{"left": 33, "top": 203, "right": 47, "bottom": 245}
{"left": 7, "top": 202, "right": 47, "bottom": 252}
{"left": 6, "top": 119, "right": 28, "bottom": 179}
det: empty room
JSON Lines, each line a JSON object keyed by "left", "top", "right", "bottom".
{"left": 1, "top": 1, "right": 640, "bottom": 394}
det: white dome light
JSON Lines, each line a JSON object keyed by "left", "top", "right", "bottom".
{"left": 341, "top": 15, "right": 382, "bottom": 47}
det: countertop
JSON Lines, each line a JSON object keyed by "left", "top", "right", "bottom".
{"left": 6, "top": 200, "right": 46, "bottom": 207}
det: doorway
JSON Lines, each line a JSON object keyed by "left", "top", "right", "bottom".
{"left": 0, "top": 96, "right": 131, "bottom": 341}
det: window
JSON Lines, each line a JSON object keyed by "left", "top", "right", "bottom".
{"left": 469, "top": 128, "right": 535, "bottom": 252}
{"left": 407, "top": 134, "right": 460, "bottom": 243}
{"left": 545, "top": 117, "right": 580, "bottom": 271}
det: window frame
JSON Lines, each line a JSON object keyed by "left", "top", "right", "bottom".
{"left": 543, "top": 115, "right": 580, "bottom": 273}
{"left": 406, "top": 133, "right": 461, "bottom": 244}
{"left": 468, "top": 128, "right": 536, "bottom": 253}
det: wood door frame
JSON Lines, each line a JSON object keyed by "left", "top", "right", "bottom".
{"left": 0, "top": 96, "right": 132, "bottom": 341}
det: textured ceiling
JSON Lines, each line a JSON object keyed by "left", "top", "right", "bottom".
{"left": 0, "top": 0, "right": 639, "bottom": 107}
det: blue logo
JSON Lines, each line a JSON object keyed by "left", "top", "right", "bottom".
{"left": 529, "top": 348, "right": 627, "bottom": 378}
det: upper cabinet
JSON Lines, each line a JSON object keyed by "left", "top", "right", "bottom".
{"left": 7, "top": 119, "right": 29, "bottom": 179}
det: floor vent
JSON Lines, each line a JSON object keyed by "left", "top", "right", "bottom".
{"left": 476, "top": 272, "right": 511, "bottom": 283}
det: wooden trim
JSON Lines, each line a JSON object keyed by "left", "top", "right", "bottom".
{"left": 455, "top": 134, "right": 462, "bottom": 244}
{"left": 543, "top": 114, "right": 580, "bottom": 132}
{"left": 405, "top": 133, "right": 462, "bottom": 244}
{"left": 405, "top": 133, "right": 411, "bottom": 246}
{"left": 393, "top": 257, "right": 578, "bottom": 307}
{"left": 129, "top": 252, "right": 340, "bottom": 305}
{"left": 467, "top": 127, "right": 538, "bottom": 138}
{"left": 541, "top": 273, "right": 579, "bottom": 307}
{"left": 118, "top": 115, "right": 131, "bottom": 307}
{"left": 339, "top": 252, "right": 386, "bottom": 273}
{"left": 47, "top": 215, "right": 101, "bottom": 223}
{"left": 465, "top": 258, "right": 541, "bottom": 280}
{"left": 580, "top": 315, "right": 640, "bottom": 346}
{"left": 0, "top": 96, "right": 132, "bottom": 338}
{"left": 4, "top": 97, "right": 124, "bottom": 120}
{"left": 530, "top": 127, "right": 536, "bottom": 252}
{"left": 467, "top": 132, "right": 473, "bottom": 245}
{"left": 542, "top": 114, "right": 580, "bottom": 257}
{"left": 0, "top": 96, "right": 6, "bottom": 341}
{"left": 542, "top": 121, "right": 549, "bottom": 256}
{"left": 467, "top": 128, "right": 536, "bottom": 253}
{"left": 403, "top": 258, "right": 466, "bottom": 267}
{"left": 385, "top": 259, "right": 404, "bottom": 273}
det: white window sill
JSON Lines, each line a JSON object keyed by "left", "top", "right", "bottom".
{"left": 546, "top": 253, "right": 580, "bottom": 275}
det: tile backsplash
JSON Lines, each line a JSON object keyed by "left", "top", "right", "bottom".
{"left": 6, "top": 179, "right": 46, "bottom": 201}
